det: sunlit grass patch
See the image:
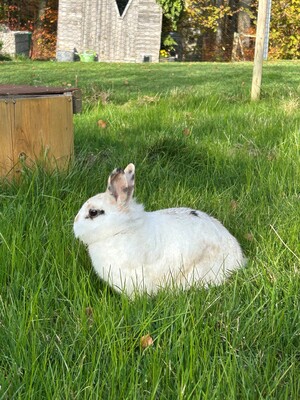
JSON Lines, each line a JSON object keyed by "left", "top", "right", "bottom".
{"left": 0, "top": 60, "right": 299, "bottom": 399}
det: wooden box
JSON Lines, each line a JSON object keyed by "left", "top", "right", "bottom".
{"left": 0, "top": 85, "right": 81, "bottom": 178}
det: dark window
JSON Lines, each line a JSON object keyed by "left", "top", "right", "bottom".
{"left": 115, "top": 0, "right": 130, "bottom": 16}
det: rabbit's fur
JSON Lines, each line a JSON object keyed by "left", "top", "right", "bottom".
{"left": 74, "top": 164, "right": 245, "bottom": 296}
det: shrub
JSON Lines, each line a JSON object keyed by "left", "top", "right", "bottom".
{"left": 269, "top": 0, "right": 300, "bottom": 59}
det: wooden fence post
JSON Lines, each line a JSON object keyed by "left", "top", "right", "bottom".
{"left": 251, "top": 0, "right": 268, "bottom": 101}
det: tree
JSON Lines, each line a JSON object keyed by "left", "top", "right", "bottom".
{"left": 0, "top": 1, "right": 36, "bottom": 31}
{"left": 269, "top": 0, "right": 300, "bottom": 59}
{"left": 238, "top": 0, "right": 252, "bottom": 36}
{"left": 178, "top": 0, "right": 245, "bottom": 61}
{"left": 31, "top": 0, "right": 58, "bottom": 59}
{"left": 0, "top": 0, "right": 58, "bottom": 59}
{"left": 157, "top": 0, "right": 185, "bottom": 30}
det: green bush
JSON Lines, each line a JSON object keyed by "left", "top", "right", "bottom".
{"left": 269, "top": 0, "right": 300, "bottom": 59}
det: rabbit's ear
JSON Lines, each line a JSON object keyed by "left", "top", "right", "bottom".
{"left": 107, "top": 165, "right": 134, "bottom": 205}
{"left": 124, "top": 163, "right": 135, "bottom": 200}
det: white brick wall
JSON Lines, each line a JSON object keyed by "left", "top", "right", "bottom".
{"left": 56, "top": 0, "right": 162, "bottom": 62}
{"left": 0, "top": 31, "right": 31, "bottom": 56}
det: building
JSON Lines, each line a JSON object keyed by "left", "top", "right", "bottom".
{"left": 56, "top": 0, "right": 162, "bottom": 63}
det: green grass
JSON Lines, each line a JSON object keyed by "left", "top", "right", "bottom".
{"left": 0, "top": 60, "right": 299, "bottom": 399}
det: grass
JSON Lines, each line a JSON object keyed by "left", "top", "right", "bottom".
{"left": 0, "top": 60, "right": 299, "bottom": 399}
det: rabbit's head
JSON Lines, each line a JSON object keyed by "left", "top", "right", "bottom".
{"left": 74, "top": 163, "right": 139, "bottom": 245}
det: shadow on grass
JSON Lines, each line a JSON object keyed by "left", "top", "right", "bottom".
{"left": 74, "top": 134, "right": 248, "bottom": 197}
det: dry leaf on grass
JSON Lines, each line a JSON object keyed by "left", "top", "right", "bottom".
{"left": 85, "top": 306, "right": 94, "bottom": 326}
{"left": 140, "top": 334, "right": 154, "bottom": 349}
{"left": 97, "top": 119, "right": 108, "bottom": 129}
{"left": 230, "top": 200, "right": 238, "bottom": 211}
{"left": 182, "top": 128, "right": 191, "bottom": 136}
{"left": 245, "top": 232, "right": 254, "bottom": 242}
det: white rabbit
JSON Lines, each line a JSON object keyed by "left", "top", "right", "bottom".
{"left": 74, "top": 163, "right": 245, "bottom": 296}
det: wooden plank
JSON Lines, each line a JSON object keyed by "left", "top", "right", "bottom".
{"left": 72, "top": 89, "right": 82, "bottom": 114}
{"left": 0, "top": 85, "right": 82, "bottom": 115}
{"left": 0, "top": 100, "right": 14, "bottom": 177}
{"left": 0, "top": 84, "right": 79, "bottom": 96}
{"left": 12, "top": 95, "right": 74, "bottom": 173}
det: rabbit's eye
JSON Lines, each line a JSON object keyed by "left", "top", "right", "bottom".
{"left": 88, "top": 209, "right": 105, "bottom": 219}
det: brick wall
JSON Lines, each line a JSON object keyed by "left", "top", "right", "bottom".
{"left": 56, "top": 0, "right": 162, "bottom": 63}
{"left": 0, "top": 31, "right": 31, "bottom": 57}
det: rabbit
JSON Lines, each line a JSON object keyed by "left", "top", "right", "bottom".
{"left": 74, "top": 163, "right": 246, "bottom": 297}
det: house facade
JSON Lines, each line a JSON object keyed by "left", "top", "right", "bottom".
{"left": 56, "top": 0, "right": 162, "bottom": 63}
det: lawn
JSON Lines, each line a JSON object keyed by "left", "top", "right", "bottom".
{"left": 0, "top": 60, "right": 299, "bottom": 399}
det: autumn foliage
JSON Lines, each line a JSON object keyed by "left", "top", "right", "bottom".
{"left": 269, "top": 0, "right": 300, "bottom": 59}
{"left": 0, "top": 0, "right": 58, "bottom": 59}
{"left": 159, "top": 0, "right": 300, "bottom": 61}
{"left": 180, "top": 0, "right": 246, "bottom": 61}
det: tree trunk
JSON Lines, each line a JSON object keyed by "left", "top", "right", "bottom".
{"left": 31, "top": 0, "right": 47, "bottom": 59}
{"left": 215, "top": 0, "right": 224, "bottom": 59}
{"left": 238, "top": 0, "right": 252, "bottom": 45}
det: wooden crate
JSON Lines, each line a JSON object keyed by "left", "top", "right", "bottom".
{"left": 0, "top": 85, "right": 81, "bottom": 178}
